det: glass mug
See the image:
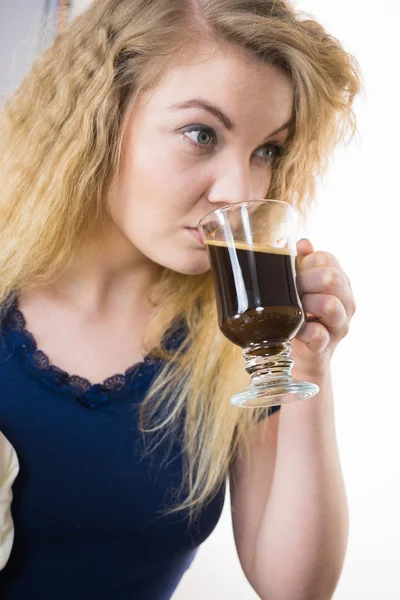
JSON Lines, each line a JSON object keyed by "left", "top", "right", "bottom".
{"left": 198, "top": 200, "right": 319, "bottom": 409}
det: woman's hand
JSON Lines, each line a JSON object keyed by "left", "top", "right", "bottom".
{"left": 292, "top": 238, "right": 356, "bottom": 379}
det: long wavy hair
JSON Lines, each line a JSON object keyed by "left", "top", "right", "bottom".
{"left": 0, "top": 0, "right": 360, "bottom": 522}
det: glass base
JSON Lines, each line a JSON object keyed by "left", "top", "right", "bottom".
{"left": 230, "top": 378, "right": 319, "bottom": 408}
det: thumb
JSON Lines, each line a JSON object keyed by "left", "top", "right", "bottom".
{"left": 296, "top": 238, "right": 314, "bottom": 268}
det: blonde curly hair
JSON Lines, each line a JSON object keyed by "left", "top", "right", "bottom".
{"left": 0, "top": 0, "right": 360, "bottom": 521}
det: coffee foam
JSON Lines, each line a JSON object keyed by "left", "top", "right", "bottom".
{"left": 205, "top": 239, "right": 293, "bottom": 255}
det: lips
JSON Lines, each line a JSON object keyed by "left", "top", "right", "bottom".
{"left": 186, "top": 227, "right": 205, "bottom": 245}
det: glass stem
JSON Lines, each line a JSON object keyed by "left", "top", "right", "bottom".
{"left": 243, "top": 341, "right": 294, "bottom": 384}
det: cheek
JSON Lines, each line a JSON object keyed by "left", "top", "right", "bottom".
{"left": 108, "top": 184, "right": 211, "bottom": 274}
{"left": 107, "top": 158, "right": 212, "bottom": 275}
{"left": 250, "top": 165, "right": 273, "bottom": 199}
{"left": 115, "top": 138, "right": 207, "bottom": 221}
{"left": 109, "top": 152, "right": 180, "bottom": 228}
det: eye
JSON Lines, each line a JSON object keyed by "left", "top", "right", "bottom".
{"left": 183, "top": 125, "right": 217, "bottom": 150}
{"left": 253, "top": 143, "right": 283, "bottom": 166}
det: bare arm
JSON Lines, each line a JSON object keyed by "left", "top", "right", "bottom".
{"left": 230, "top": 369, "right": 348, "bottom": 600}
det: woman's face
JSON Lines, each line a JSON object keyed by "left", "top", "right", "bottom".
{"left": 108, "top": 42, "right": 294, "bottom": 276}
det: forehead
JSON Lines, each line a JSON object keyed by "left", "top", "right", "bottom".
{"left": 141, "top": 41, "right": 294, "bottom": 124}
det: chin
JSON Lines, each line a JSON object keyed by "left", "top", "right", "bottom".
{"left": 181, "top": 263, "right": 211, "bottom": 276}
{"left": 170, "top": 261, "right": 211, "bottom": 276}
{"left": 155, "top": 252, "right": 211, "bottom": 276}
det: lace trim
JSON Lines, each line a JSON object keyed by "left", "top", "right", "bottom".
{"left": 4, "top": 299, "right": 162, "bottom": 409}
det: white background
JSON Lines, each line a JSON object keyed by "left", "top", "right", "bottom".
{"left": 1, "top": 1, "right": 399, "bottom": 598}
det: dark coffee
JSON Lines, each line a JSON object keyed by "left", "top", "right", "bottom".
{"left": 206, "top": 240, "right": 304, "bottom": 348}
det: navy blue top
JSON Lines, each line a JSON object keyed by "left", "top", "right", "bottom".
{"left": 0, "top": 299, "right": 279, "bottom": 599}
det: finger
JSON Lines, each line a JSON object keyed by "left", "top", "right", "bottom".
{"left": 295, "top": 321, "right": 330, "bottom": 353}
{"left": 297, "top": 267, "right": 355, "bottom": 317}
{"left": 297, "top": 249, "right": 343, "bottom": 272}
{"left": 302, "top": 293, "right": 348, "bottom": 337}
{"left": 297, "top": 249, "right": 354, "bottom": 293}
{"left": 296, "top": 238, "right": 314, "bottom": 268}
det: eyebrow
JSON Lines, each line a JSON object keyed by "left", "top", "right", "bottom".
{"left": 169, "top": 98, "right": 292, "bottom": 138}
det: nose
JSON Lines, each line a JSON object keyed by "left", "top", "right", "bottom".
{"left": 206, "top": 154, "right": 266, "bottom": 208}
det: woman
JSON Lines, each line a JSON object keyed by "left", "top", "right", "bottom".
{"left": 0, "top": 0, "right": 360, "bottom": 598}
